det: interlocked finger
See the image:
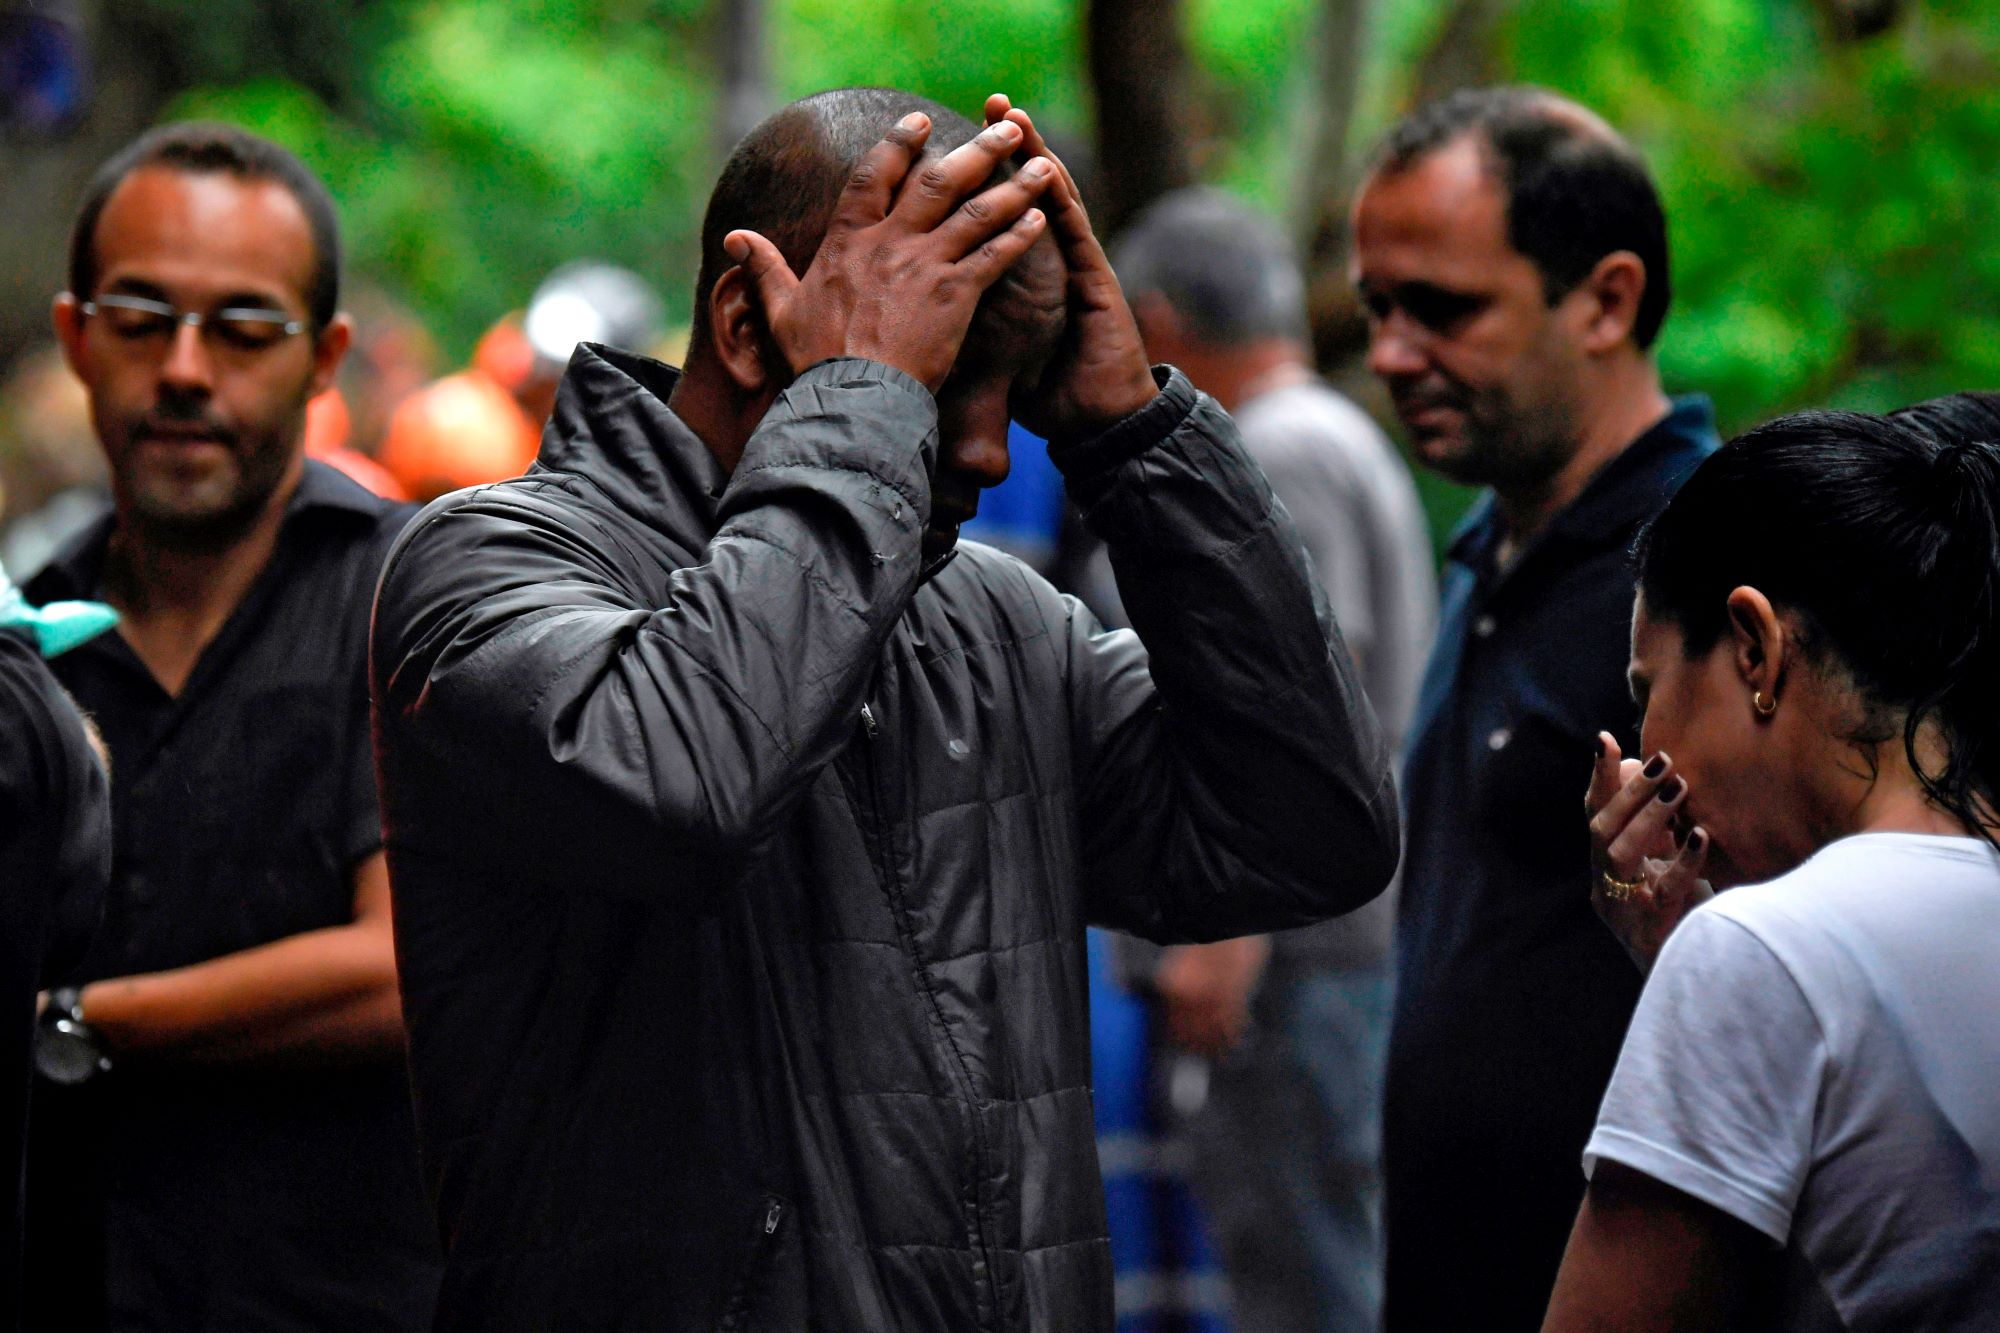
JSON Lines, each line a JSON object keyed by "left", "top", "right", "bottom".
{"left": 891, "top": 120, "right": 1024, "bottom": 231}
{"left": 986, "top": 96, "right": 1081, "bottom": 194}
{"left": 934, "top": 158, "right": 1055, "bottom": 260}
{"left": 955, "top": 208, "right": 1048, "bottom": 288}
{"left": 831, "top": 113, "right": 933, "bottom": 229}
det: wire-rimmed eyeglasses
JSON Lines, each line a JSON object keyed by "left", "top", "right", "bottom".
{"left": 80, "top": 294, "right": 306, "bottom": 353}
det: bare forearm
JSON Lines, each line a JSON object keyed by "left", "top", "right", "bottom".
{"left": 80, "top": 921, "right": 404, "bottom": 1065}
{"left": 1544, "top": 1167, "right": 1765, "bottom": 1333}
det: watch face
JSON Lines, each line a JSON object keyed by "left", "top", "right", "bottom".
{"left": 34, "top": 1020, "right": 106, "bottom": 1086}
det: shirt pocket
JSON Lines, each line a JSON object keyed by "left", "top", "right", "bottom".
{"left": 1474, "top": 702, "right": 1597, "bottom": 878}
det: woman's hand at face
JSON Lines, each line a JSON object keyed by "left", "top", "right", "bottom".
{"left": 1586, "top": 732, "right": 1714, "bottom": 974}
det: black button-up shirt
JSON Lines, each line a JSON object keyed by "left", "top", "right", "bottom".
{"left": 1383, "top": 398, "right": 1719, "bottom": 1331}
{"left": 21, "top": 460, "right": 440, "bottom": 1330}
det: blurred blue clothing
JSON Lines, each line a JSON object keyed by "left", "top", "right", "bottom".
{"left": 1183, "top": 968, "right": 1392, "bottom": 1331}
{"left": 1090, "top": 929, "right": 1228, "bottom": 1333}
{"left": 960, "top": 423, "right": 1064, "bottom": 570}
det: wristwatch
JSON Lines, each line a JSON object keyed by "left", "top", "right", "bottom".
{"left": 34, "top": 986, "right": 110, "bottom": 1086}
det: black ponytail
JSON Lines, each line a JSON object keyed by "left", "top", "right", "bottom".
{"left": 1635, "top": 403, "right": 2000, "bottom": 849}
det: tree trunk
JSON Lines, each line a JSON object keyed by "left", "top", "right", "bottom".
{"left": 1299, "top": 0, "right": 1510, "bottom": 374}
{"left": 1808, "top": 0, "right": 1905, "bottom": 42}
{"left": 1085, "top": 0, "right": 1196, "bottom": 237}
{"left": 0, "top": 3, "right": 172, "bottom": 374}
{"left": 1408, "top": 0, "right": 1510, "bottom": 110}
{"left": 715, "top": 0, "right": 770, "bottom": 161}
{"left": 1293, "top": 0, "right": 1372, "bottom": 374}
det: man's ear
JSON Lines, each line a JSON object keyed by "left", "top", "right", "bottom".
{"left": 706, "top": 267, "right": 775, "bottom": 394}
{"left": 310, "top": 313, "right": 353, "bottom": 398}
{"left": 1725, "top": 585, "right": 1787, "bottom": 698}
{"left": 1576, "top": 250, "right": 1648, "bottom": 355}
{"left": 52, "top": 293, "right": 88, "bottom": 381}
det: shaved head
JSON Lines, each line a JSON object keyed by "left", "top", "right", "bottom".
{"left": 690, "top": 87, "right": 1065, "bottom": 377}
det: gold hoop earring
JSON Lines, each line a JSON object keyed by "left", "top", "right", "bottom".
{"left": 1753, "top": 690, "right": 1778, "bottom": 718}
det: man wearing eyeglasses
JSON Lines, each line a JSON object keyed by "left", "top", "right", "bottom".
{"left": 19, "top": 123, "right": 440, "bottom": 1330}
{"left": 1347, "top": 88, "right": 1719, "bottom": 1331}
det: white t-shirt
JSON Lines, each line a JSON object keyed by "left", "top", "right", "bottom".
{"left": 1585, "top": 832, "right": 2000, "bottom": 1331}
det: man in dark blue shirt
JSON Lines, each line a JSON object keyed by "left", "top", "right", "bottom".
{"left": 1348, "top": 87, "right": 1719, "bottom": 1330}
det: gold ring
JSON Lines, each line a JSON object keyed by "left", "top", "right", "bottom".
{"left": 1599, "top": 870, "right": 1646, "bottom": 902}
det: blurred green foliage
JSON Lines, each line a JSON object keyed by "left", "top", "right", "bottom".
{"left": 157, "top": 0, "right": 2000, "bottom": 544}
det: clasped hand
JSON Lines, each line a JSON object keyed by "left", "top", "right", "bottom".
{"left": 725, "top": 97, "right": 1158, "bottom": 441}
{"left": 1585, "top": 733, "right": 1714, "bottom": 974}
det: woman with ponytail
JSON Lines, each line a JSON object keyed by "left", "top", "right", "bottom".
{"left": 1544, "top": 404, "right": 2000, "bottom": 1331}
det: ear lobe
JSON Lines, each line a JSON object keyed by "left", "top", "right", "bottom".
{"left": 707, "top": 268, "right": 773, "bottom": 394}
{"left": 1725, "top": 586, "right": 1785, "bottom": 694}
{"left": 52, "top": 294, "right": 88, "bottom": 379}
{"left": 1580, "top": 251, "right": 1647, "bottom": 354}
{"left": 310, "top": 313, "right": 354, "bottom": 397}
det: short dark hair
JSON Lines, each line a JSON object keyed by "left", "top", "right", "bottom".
{"left": 68, "top": 121, "right": 342, "bottom": 330}
{"left": 1886, "top": 391, "right": 2000, "bottom": 450}
{"left": 688, "top": 88, "right": 982, "bottom": 356}
{"left": 1111, "top": 187, "right": 1308, "bottom": 346}
{"left": 1371, "top": 86, "right": 1671, "bottom": 350}
{"left": 1636, "top": 408, "right": 2000, "bottom": 847}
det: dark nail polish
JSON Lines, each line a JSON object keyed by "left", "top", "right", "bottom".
{"left": 1689, "top": 829, "right": 1707, "bottom": 854}
{"left": 1593, "top": 735, "right": 1606, "bottom": 758}
{"left": 1642, "top": 755, "right": 1667, "bottom": 780}
{"left": 1658, "top": 777, "right": 1684, "bottom": 803}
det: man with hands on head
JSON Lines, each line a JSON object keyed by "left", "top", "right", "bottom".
{"left": 372, "top": 87, "right": 1399, "bottom": 1331}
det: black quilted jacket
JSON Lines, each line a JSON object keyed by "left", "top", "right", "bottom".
{"left": 370, "top": 347, "right": 1398, "bottom": 1331}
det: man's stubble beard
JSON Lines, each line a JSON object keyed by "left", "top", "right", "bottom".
{"left": 1421, "top": 379, "right": 1580, "bottom": 496}
{"left": 117, "top": 407, "right": 306, "bottom": 553}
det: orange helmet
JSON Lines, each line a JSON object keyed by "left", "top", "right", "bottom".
{"left": 376, "top": 369, "right": 541, "bottom": 503}
{"left": 303, "top": 390, "right": 408, "bottom": 501}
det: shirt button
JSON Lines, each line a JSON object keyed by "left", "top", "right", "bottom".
{"left": 1487, "top": 727, "right": 1512, "bottom": 751}
{"left": 1473, "top": 614, "right": 1498, "bottom": 638}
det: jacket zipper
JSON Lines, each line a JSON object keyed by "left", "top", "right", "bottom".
{"left": 853, "top": 700, "right": 1000, "bottom": 1330}
{"left": 717, "top": 1196, "right": 787, "bottom": 1332}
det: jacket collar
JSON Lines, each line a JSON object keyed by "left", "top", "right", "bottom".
{"left": 1446, "top": 394, "right": 1718, "bottom": 575}
{"left": 28, "top": 456, "right": 389, "bottom": 603}
{"left": 535, "top": 343, "right": 728, "bottom": 533}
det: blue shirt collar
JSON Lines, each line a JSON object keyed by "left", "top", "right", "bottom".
{"left": 1446, "top": 394, "right": 1718, "bottom": 573}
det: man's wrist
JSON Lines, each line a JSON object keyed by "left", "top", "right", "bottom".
{"left": 36, "top": 984, "right": 111, "bottom": 1084}
{"left": 793, "top": 356, "right": 937, "bottom": 406}
{"left": 1048, "top": 365, "right": 1195, "bottom": 498}
{"left": 1071, "top": 373, "right": 1162, "bottom": 439}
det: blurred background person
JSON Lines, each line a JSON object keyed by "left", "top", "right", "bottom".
{"left": 1348, "top": 86, "right": 1719, "bottom": 1330}
{"left": 1108, "top": 186, "right": 1436, "bottom": 1333}
{"left": 377, "top": 260, "right": 664, "bottom": 502}
{"left": 0, "top": 572, "right": 111, "bottom": 1332}
{"left": 1557, "top": 404, "right": 2000, "bottom": 1329}
{"left": 20, "top": 122, "right": 439, "bottom": 1330}
{"left": 0, "top": 345, "right": 103, "bottom": 578}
